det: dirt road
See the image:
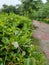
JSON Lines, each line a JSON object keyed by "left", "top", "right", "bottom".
{"left": 33, "top": 20, "right": 49, "bottom": 62}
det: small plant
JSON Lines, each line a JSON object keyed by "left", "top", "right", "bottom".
{"left": 43, "top": 18, "right": 49, "bottom": 23}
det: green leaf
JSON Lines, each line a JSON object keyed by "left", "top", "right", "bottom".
{"left": 0, "top": 58, "right": 3, "bottom": 65}
{"left": 2, "top": 37, "right": 9, "bottom": 44}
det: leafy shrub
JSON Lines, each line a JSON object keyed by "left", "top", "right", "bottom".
{"left": 0, "top": 13, "right": 47, "bottom": 65}
{"left": 43, "top": 18, "right": 49, "bottom": 23}
{"left": 36, "top": 17, "right": 49, "bottom": 24}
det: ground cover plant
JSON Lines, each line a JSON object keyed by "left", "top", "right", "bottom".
{"left": 0, "top": 13, "right": 47, "bottom": 65}
{"left": 43, "top": 18, "right": 49, "bottom": 24}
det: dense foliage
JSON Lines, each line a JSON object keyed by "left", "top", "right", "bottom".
{"left": 35, "top": 0, "right": 49, "bottom": 23}
{"left": 0, "top": 0, "right": 43, "bottom": 19}
{"left": 16, "top": 0, "right": 43, "bottom": 19}
{"left": 0, "top": 0, "right": 48, "bottom": 65}
{"left": 1, "top": 4, "right": 17, "bottom": 14}
{"left": 1, "top": 0, "right": 49, "bottom": 21}
{"left": 0, "top": 13, "right": 47, "bottom": 65}
{"left": 16, "top": 0, "right": 49, "bottom": 23}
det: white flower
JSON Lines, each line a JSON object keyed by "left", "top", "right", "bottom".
{"left": 12, "top": 42, "right": 19, "bottom": 48}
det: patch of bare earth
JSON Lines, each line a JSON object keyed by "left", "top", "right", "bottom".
{"left": 33, "top": 20, "right": 49, "bottom": 63}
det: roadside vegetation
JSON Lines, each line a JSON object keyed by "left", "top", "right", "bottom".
{"left": 0, "top": 0, "right": 49, "bottom": 65}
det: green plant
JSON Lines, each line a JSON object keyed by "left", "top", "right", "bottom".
{"left": 0, "top": 13, "right": 47, "bottom": 65}
{"left": 43, "top": 18, "right": 49, "bottom": 23}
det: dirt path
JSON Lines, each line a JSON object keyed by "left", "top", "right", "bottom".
{"left": 33, "top": 20, "right": 49, "bottom": 62}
